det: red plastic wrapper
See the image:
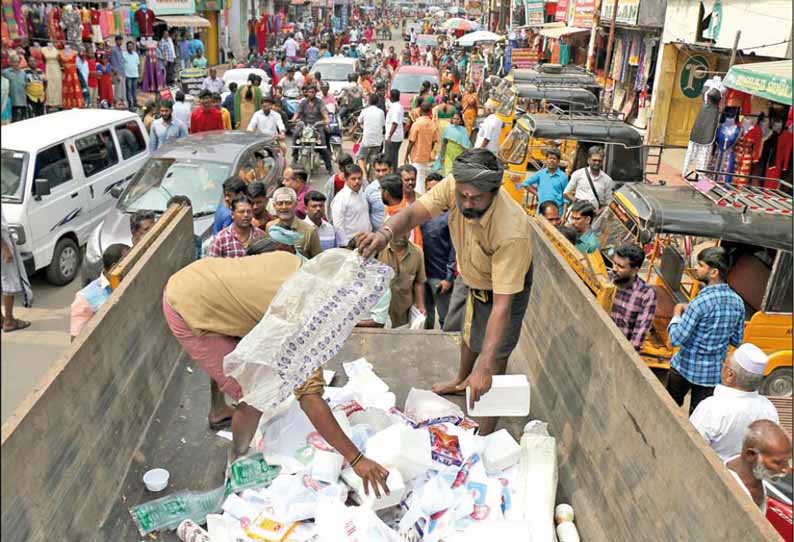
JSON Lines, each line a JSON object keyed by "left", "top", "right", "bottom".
{"left": 429, "top": 425, "right": 463, "bottom": 467}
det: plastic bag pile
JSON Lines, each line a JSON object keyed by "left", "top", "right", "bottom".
{"left": 197, "top": 358, "right": 560, "bottom": 542}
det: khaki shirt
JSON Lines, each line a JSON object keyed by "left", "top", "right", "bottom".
{"left": 294, "top": 368, "right": 325, "bottom": 399}
{"left": 418, "top": 176, "right": 532, "bottom": 295}
{"left": 378, "top": 242, "right": 426, "bottom": 327}
{"left": 266, "top": 217, "right": 322, "bottom": 259}
{"left": 165, "top": 252, "right": 303, "bottom": 337}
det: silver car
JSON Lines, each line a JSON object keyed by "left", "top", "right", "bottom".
{"left": 80, "top": 131, "right": 285, "bottom": 285}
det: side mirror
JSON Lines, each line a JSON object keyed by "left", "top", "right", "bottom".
{"left": 110, "top": 185, "right": 124, "bottom": 198}
{"left": 639, "top": 229, "right": 653, "bottom": 245}
{"left": 34, "top": 178, "right": 51, "bottom": 200}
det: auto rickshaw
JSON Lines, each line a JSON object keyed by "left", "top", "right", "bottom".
{"left": 590, "top": 179, "right": 793, "bottom": 395}
{"left": 498, "top": 112, "right": 646, "bottom": 210}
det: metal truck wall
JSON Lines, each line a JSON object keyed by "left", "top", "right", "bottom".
{"left": 510, "top": 220, "right": 779, "bottom": 541}
{"left": 0, "top": 209, "right": 195, "bottom": 541}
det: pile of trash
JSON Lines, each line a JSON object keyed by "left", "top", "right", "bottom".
{"left": 130, "top": 359, "right": 580, "bottom": 542}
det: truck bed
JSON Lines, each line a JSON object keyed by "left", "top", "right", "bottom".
{"left": 100, "top": 330, "right": 466, "bottom": 540}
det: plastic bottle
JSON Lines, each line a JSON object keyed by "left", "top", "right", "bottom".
{"left": 130, "top": 486, "right": 225, "bottom": 536}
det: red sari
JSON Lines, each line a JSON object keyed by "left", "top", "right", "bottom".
{"left": 97, "top": 62, "right": 113, "bottom": 104}
{"left": 60, "top": 51, "right": 84, "bottom": 109}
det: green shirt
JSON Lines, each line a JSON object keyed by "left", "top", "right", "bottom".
{"left": 193, "top": 57, "right": 208, "bottom": 69}
{"left": 576, "top": 230, "right": 600, "bottom": 254}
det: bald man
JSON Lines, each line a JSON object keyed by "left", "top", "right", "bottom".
{"left": 726, "top": 420, "right": 791, "bottom": 514}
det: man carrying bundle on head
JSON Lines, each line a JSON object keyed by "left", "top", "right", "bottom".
{"left": 359, "top": 148, "right": 533, "bottom": 435}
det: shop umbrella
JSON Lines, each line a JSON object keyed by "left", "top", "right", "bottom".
{"left": 442, "top": 18, "right": 480, "bottom": 31}
{"left": 457, "top": 30, "right": 505, "bottom": 47}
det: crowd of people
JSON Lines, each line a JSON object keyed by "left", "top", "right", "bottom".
{"left": 3, "top": 11, "right": 789, "bottom": 519}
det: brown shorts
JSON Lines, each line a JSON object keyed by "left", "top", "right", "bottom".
{"left": 460, "top": 266, "right": 533, "bottom": 359}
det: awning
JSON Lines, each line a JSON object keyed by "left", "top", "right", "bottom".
{"left": 156, "top": 15, "right": 211, "bottom": 28}
{"left": 539, "top": 26, "right": 590, "bottom": 39}
{"left": 724, "top": 60, "right": 792, "bottom": 106}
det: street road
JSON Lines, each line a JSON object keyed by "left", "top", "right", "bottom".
{"left": 0, "top": 33, "right": 408, "bottom": 425}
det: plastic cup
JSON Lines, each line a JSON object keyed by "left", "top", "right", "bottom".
{"left": 143, "top": 468, "right": 170, "bottom": 492}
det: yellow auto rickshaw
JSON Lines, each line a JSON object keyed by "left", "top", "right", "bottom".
{"left": 590, "top": 179, "right": 793, "bottom": 394}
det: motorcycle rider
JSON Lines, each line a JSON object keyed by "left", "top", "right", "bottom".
{"left": 293, "top": 85, "right": 333, "bottom": 173}
{"left": 338, "top": 72, "right": 364, "bottom": 127}
{"left": 278, "top": 66, "right": 302, "bottom": 114}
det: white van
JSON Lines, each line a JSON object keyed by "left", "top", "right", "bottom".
{"left": 0, "top": 109, "right": 149, "bottom": 285}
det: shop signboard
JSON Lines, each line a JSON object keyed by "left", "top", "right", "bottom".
{"left": 555, "top": 0, "right": 569, "bottom": 22}
{"left": 572, "top": 0, "right": 595, "bottom": 28}
{"left": 600, "top": 0, "right": 639, "bottom": 25}
{"left": 194, "top": 0, "right": 222, "bottom": 10}
{"left": 147, "top": 0, "right": 196, "bottom": 16}
{"left": 678, "top": 55, "right": 709, "bottom": 99}
{"left": 180, "top": 67, "right": 208, "bottom": 97}
{"left": 525, "top": 0, "right": 545, "bottom": 25}
{"left": 511, "top": 48, "right": 539, "bottom": 68}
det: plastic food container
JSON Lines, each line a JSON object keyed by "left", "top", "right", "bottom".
{"left": 143, "top": 468, "right": 170, "bottom": 492}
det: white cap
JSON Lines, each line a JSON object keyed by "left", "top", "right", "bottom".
{"left": 732, "top": 343, "right": 768, "bottom": 375}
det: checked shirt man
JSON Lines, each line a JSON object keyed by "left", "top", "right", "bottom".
{"left": 666, "top": 247, "right": 744, "bottom": 414}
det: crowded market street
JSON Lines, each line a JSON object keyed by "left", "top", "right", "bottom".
{"left": 1, "top": 2, "right": 792, "bottom": 541}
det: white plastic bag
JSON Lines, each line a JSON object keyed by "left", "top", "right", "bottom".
{"left": 408, "top": 305, "right": 427, "bottom": 329}
{"left": 315, "top": 497, "right": 401, "bottom": 542}
{"left": 404, "top": 388, "right": 464, "bottom": 423}
{"left": 224, "top": 250, "right": 393, "bottom": 418}
{"left": 507, "top": 431, "right": 558, "bottom": 542}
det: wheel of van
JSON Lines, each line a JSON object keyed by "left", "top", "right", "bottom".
{"left": 760, "top": 367, "right": 793, "bottom": 397}
{"left": 46, "top": 237, "right": 80, "bottom": 286}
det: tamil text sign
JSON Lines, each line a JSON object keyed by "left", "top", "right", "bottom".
{"left": 572, "top": 0, "right": 595, "bottom": 28}
{"left": 511, "top": 48, "right": 539, "bottom": 69}
{"left": 600, "top": 0, "right": 639, "bottom": 25}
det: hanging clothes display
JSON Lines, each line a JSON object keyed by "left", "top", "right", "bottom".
{"left": 3, "top": 0, "right": 19, "bottom": 42}
{"left": 80, "top": 6, "right": 91, "bottom": 40}
{"left": 732, "top": 118, "right": 763, "bottom": 180}
{"left": 60, "top": 48, "right": 84, "bottom": 109}
{"left": 29, "top": 4, "right": 46, "bottom": 41}
{"left": 41, "top": 43, "right": 62, "bottom": 107}
{"left": 61, "top": 6, "right": 82, "bottom": 45}
{"left": 711, "top": 117, "right": 741, "bottom": 182}
{"left": 91, "top": 7, "right": 102, "bottom": 44}
{"left": 766, "top": 124, "right": 792, "bottom": 184}
{"left": 141, "top": 40, "right": 165, "bottom": 91}
{"left": 133, "top": 6, "right": 155, "bottom": 37}
{"left": 11, "top": 0, "right": 25, "bottom": 41}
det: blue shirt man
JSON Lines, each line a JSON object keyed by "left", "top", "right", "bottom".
{"left": 306, "top": 45, "right": 320, "bottom": 67}
{"left": 667, "top": 246, "right": 745, "bottom": 413}
{"left": 149, "top": 115, "right": 188, "bottom": 151}
{"left": 188, "top": 37, "right": 204, "bottom": 59}
{"left": 520, "top": 151, "right": 568, "bottom": 216}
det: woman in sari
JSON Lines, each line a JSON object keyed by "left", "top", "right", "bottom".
{"left": 433, "top": 94, "right": 456, "bottom": 140}
{"left": 461, "top": 82, "right": 478, "bottom": 135}
{"left": 433, "top": 111, "right": 471, "bottom": 175}
{"left": 234, "top": 74, "right": 263, "bottom": 130}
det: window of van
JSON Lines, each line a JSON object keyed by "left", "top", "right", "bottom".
{"left": 115, "top": 122, "right": 146, "bottom": 160}
{"left": 76, "top": 130, "right": 119, "bottom": 177}
{"left": 34, "top": 144, "right": 73, "bottom": 190}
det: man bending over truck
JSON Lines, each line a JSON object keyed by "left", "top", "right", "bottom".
{"left": 163, "top": 239, "right": 391, "bottom": 497}
{"left": 359, "top": 148, "right": 533, "bottom": 435}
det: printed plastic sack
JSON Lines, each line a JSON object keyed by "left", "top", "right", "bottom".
{"left": 224, "top": 249, "right": 393, "bottom": 420}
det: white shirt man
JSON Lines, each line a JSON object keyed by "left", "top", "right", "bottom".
{"left": 357, "top": 42, "right": 369, "bottom": 58}
{"left": 247, "top": 103, "right": 286, "bottom": 139}
{"left": 172, "top": 98, "right": 192, "bottom": 130}
{"left": 303, "top": 215, "right": 343, "bottom": 251}
{"left": 279, "top": 75, "right": 301, "bottom": 98}
{"left": 283, "top": 37, "right": 299, "bottom": 58}
{"left": 385, "top": 100, "right": 405, "bottom": 143}
{"left": 409, "top": 28, "right": 416, "bottom": 45}
{"left": 330, "top": 170, "right": 371, "bottom": 245}
{"left": 350, "top": 28, "right": 359, "bottom": 43}
{"left": 295, "top": 70, "right": 306, "bottom": 89}
{"left": 358, "top": 103, "right": 386, "bottom": 149}
{"left": 201, "top": 75, "right": 224, "bottom": 95}
{"left": 564, "top": 165, "right": 614, "bottom": 210}
{"left": 690, "top": 343, "right": 779, "bottom": 461}
{"left": 474, "top": 111, "right": 503, "bottom": 155}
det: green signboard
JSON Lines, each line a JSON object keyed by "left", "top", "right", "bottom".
{"left": 679, "top": 55, "right": 709, "bottom": 99}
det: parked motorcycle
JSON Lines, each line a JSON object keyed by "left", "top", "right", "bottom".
{"left": 292, "top": 121, "right": 328, "bottom": 176}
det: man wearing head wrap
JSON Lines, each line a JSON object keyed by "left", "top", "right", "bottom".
{"left": 359, "top": 148, "right": 533, "bottom": 435}
{"left": 164, "top": 245, "right": 392, "bottom": 498}
{"left": 266, "top": 186, "right": 322, "bottom": 258}
{"left": 689, "top": 343, "right": 779, "bottom": 461}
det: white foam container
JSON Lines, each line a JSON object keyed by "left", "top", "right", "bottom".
{"left": 142, "top": 468, "right": 169, "bottom": 492}
{"left": 342, "top": 467, "right": 406, "bottom": 510}
{"left": 482, "top": 429, "right": 522, "bottom": 472}
{"left": 466, "top": 375, "right": 530, "bottom": 417}
{"left": 365, "top": 424, "right": 433, "bottom": 481}
{"left": 312, "top": 449, "right": 345, "bottom": 484}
